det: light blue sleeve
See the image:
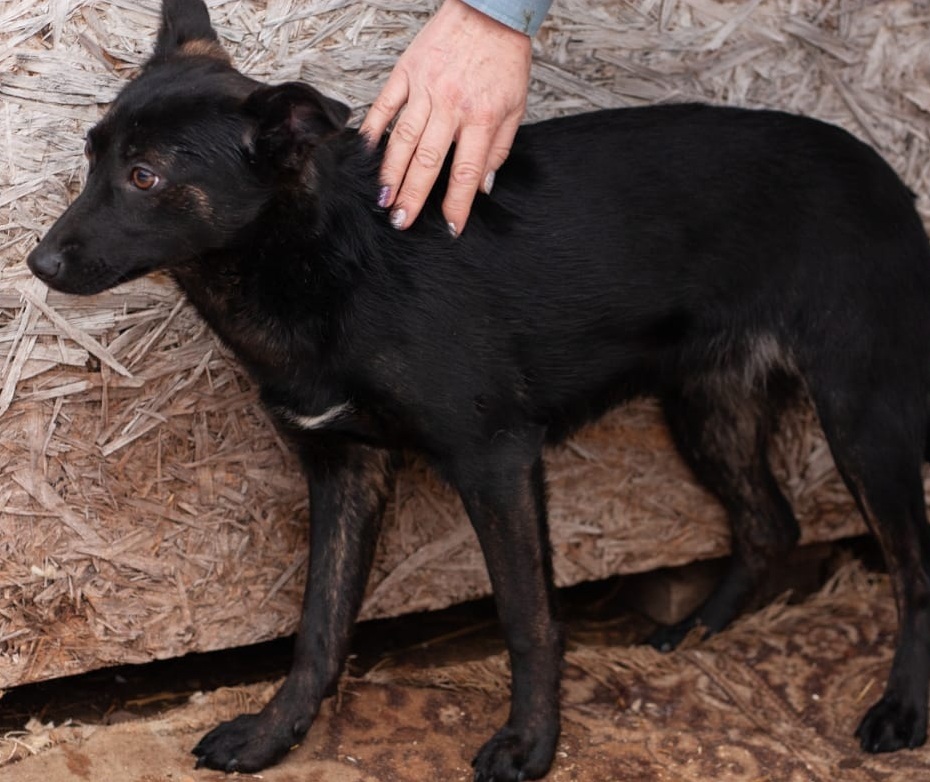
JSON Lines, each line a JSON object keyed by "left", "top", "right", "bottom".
{"left": 462, "top": 0, "right": 553, "bottom": 35}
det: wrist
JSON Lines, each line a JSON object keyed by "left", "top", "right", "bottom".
{"left": 441, "top": 0, "right": 542, "bottom": 39}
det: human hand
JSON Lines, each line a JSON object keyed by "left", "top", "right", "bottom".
{"left": 360, "top": 0, "right": 532, "bottom": 236}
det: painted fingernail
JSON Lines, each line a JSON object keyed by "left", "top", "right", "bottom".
{"left": 483, "top": 170, "right": 495, "bottom": 195}
{"left": 378, "top": 185, "right": 390, "bottom": 208}
{"left": 447, "top": 222, "right": 458, "bottom": 238}
{"left": 390, "top": 208, "right": 406, "bottom": 230}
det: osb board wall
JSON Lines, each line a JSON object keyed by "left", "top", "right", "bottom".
{"left": 1, "top": 0, "right": 928, "bottom": 689}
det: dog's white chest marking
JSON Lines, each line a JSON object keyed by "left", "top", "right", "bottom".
{"left": 281, "top": 402, "right": 353, "bottom": 430}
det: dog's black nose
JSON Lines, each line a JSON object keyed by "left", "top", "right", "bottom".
{"left": 27, "top": 247, "right": 64, "bottom": 282}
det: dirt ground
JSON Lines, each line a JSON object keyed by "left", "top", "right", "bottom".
{"left": 3, "top": 560, "right": 929, "bottom": 782}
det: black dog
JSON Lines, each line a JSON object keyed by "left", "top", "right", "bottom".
{"left": 27, "top": 1, "right": 930, "bottom": 779}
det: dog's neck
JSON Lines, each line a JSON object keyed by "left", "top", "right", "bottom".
{"left": 170, "top": 129, "right": 432, "bottom": 378}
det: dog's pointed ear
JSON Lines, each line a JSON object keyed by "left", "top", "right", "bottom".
{"left": 152, "top": 0, "right": 223, "bottom": 63}
{"left": 242, "top": 82, "right": 351, "bottom": 171}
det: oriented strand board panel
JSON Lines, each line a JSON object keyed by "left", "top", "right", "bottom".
{"left": 1, "top": 0, "right": 929, "bottom": 689}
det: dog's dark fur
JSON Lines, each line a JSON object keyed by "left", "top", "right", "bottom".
{"left": 27, "top": 1, "right": 930, "bottom": 779}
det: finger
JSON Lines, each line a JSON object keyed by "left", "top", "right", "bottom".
{"left": 359, "top": 70, "right": 409, "bottom": 149}
{"left": 482, "top": 112, "right": 522, "bottom": 194}
{"left": 391, "top": 112, "right": 456, "bottom": 230}
{"left": 378, "top": 98, "right": 432, "bottom": 212}
{"left": 442, "top": 125, "right": 495, "bottom": 235}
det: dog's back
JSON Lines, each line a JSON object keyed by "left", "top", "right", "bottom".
{"left": 327, "top": 104, "right": 930, "bottom": 446}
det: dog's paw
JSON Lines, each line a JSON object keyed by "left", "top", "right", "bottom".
{"left": 856, "top": 693, "right": 928, "bottom": 753}
{"left": 646, "top": 617, "right": 701, "bottom": 652}
{"left": 192, "top": 712, "right": 299, "bottom": 772}
{"left": 471, "top": 725, "right": 556, "bottom": 782}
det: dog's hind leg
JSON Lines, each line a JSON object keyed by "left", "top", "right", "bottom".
{"left": 812, "top": 379, "right": 930, "bottom": 752}
{"left": 192, "top": 441, "right": 395, "bottom": 772}
{"left": 648, "top": 376, "right": 799, "bottom": 651}
{"left": 452, "top": 432, "right": 563, "bottom": 782}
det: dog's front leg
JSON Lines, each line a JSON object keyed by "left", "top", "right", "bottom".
{"left": 453, "top": 436, "right": 564, "bottom": 782}
{"left": 192, "top": 440, "right": 395, "bottom": 773}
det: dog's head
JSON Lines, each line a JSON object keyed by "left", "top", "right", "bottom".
{"left": 28, "top": 0, "right": 350, "bottom": 295}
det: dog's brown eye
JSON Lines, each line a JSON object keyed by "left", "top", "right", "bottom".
{"left": 130, "top": 167, "right": 159, "bottom": 190}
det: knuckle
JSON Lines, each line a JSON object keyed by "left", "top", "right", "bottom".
{"left": 488, "top": 143, "right": 513, "bottom": 168}
{"left": 471, "top": 107, "right": 499, "bottom": 128}
{"left": 450, "top": 161, "right": 483, "bottom": 187}
{"left": 372, "top": 94, "right": 402, "bottom": 117}
{"left": 492, "top": 142, "right": 513, "bottom": 158}
{"left": 413, "top": 145, "right": 444, "bottom": 169}
{"left": 392, "top": 120, "right": 420, "bottom": 145}
{"left": 436, "top": 81, "right": 466, "bottom": 110}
